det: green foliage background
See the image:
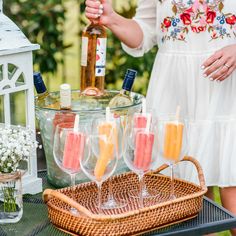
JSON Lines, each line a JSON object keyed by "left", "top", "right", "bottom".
{"left": 4, "top": 0, "right": 157, "bottom": 95}
{"left": 4, "top": 0, "right": 68, "bottom": 75}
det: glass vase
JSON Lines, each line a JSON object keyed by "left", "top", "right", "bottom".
{"left": 0, "top": 171, "right": 23, "bottom": 223}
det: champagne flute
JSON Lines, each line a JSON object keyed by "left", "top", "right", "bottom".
{"left": 91, "top": 108, "right": 126, "bottom": 209}
{"left": 156, "top": 114, "right": 187, "bottom": 199}
{"left": 123, "top": 115, "right": 158, "bottom": 208}
{"left": 53, "top": 115, "right": 86, "bottom": 215}
{"left": 80, "top": 134, "right": 118, "bottom": 214}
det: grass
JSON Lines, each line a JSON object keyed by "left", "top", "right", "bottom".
{"left": 214, "top": 187, "right": 231, "bottom": 236}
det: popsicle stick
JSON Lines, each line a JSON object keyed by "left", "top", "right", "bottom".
{"left": 142, "top": 97, "right": 146, "bottom": 114}
{"left": 73, "top": 114, "right": 80, "bottom": 133}
{"left": 106, "top": 107, "right": 111, "bottom": 122}
{"left": 175, "top": 105, "right": 180, "bottom": 123}
{"left": 145, "top": 114, "right": 151, "bottom": 133}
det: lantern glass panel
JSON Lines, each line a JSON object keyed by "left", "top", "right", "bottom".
{"left": 0, "top": 95, "right": 4, "bottom": 123}
{"left": 10, "top": 91, "right": 26, "bottom": 126}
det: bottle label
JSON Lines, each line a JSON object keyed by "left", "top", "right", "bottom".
{"left": 95, "top": 38, "right": 107, "bottom": 77}
{"left": 81, "top": 36, "right": 88, "bottom": 67}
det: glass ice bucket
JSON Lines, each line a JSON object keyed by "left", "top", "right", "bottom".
{"left": 35, "top": 90, "right": 143, "bottom": 187}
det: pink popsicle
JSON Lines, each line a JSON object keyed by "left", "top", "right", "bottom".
{"left": 63, "top": 131, "right": 85, "bottom": 171}
{"left": 142, "top": 133, "right": 154, "bottom": 171}
{"left": 134, "top": 131, "right": 146, "bottom": 169}
{"left": 134, "top": 131, "right": 154, "bottom": 171}
{"left": 134, "top": 114, "right": 147, "bottom": 129}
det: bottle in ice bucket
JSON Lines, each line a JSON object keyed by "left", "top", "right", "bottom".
{"left": 53, "top": 83, "right": 75, "bottom": 129}
{"left": 60, "top": 84, "right": 72, "bottom": 110}
{"left": 80, "top": 1, "right": 107, "bottom": 97}
{"left": 108, "top": 69, "right": 137, "bottom": 111}
{"left": 34, "top": 72, "right": 59, "bottom": 108}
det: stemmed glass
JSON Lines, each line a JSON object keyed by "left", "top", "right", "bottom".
{"left": 53, "top": 115, "right": 86, "bottom": 215}
{"left": 156, "top": 115, "right": 187, "bottom": 199}
{"left": 124, "top": 112, "right": 159, "bottom": 199}
{"left": 80, "top": 134, "right": 118, "bottom": 214}
{"left": 91, "top": 111, "right": 126, "bottom": 209}
{"left": 123, "top": 115, "right": 158, "bottom": 208}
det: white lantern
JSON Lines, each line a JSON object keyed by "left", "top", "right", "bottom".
{"left": 0, "top": 1, "right": 42, "bottom": 194}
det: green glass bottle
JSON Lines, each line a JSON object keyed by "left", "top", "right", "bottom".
{"left": 33, "top": 72, "right": 59, "bottom": 109}
{"left": 108, "top": 69, "right": 137, "bottom": 109}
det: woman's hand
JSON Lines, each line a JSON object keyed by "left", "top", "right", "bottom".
{"left": 202, "top": 44, "right": 236, "bottom": 82}
{"left": 85, "top": 0, "right": 114, "bottom": 27}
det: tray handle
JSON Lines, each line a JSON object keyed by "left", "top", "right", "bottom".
{"left": 150, "top": 156, "right": 207, "bottom": 190}
{"left": 43, "top": 189, "right": 94, "bottom": 218}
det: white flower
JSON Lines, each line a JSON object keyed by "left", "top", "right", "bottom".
{"left": 0, "top": 126, "right": 38, "bottom": 173}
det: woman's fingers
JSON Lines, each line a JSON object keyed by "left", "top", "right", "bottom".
{"left": 85, "top": 0, "right": 104, "bottom": 19}
{"left": 201, "top": 45, "right": 236, "bottom": 82}
{"left": 202, "top": 50, "right": 223, "bottom": 69}
{"left": 85, "top": 0, "right": 101, "bottom": 9}
{"left": 203, "top": 56, "right": 227, "bottom": 79}
{"left": 216, "top": 63, "right": 235, "bottom": 82}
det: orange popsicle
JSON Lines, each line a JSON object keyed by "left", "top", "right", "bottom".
{"left": 94, "top": 123, "right": 116, "bottom": 181}
{"left": 94, "top": 138, "right": 114, "bottom": 181}
{"left": 98, "top": 122, "right": 118, "bottom": 158}
{"left": 94, "top": 107, "right": 117, "bottom": 180}
{"left": 163, "top": 122, "right": 184, "bottom": 162}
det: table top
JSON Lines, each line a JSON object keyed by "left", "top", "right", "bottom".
{"left": 0, "top": 170, "right": 236, "bottom": 236}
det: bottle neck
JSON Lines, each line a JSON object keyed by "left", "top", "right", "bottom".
{"left": 34, "top": 73, "right": 48, "bottom": 95}
{"left": 38, "top": 90, "right": 49, "bottom": 98}
{"left": 120, "top": 89, "right": 130, "bottom": 96}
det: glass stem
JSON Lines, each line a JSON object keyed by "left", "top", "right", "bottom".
{"left": 138, "top": 174, "right": 144, "bottom": 208}
{"left": 97, "top": 182, "right": 102, "bottom": 214}
{"left": 70, "top": 173, "right": 76, "bottom": 201}
{"left": 170, "top": 164, "right": 175, "bottom": 199}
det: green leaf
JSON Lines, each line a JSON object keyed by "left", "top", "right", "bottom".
{"left": 219, "top": 2, "right": 224, "bottom": 12}
{"left": 172, "top": 5, "right": 177, "bottom": 15}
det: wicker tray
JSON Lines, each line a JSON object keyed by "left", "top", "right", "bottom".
{"left": 43, "top": 156, "right": 207, "bottom": 236}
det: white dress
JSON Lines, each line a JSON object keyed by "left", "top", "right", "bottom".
{"left": 122, "top": 0, "right": 236, "bottom": 187}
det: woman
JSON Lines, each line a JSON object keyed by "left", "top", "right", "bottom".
{"left": 85, "top": 0, "right": 236, "bottom": 231}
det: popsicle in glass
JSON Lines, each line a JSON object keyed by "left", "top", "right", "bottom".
{"left": 62, "top": 115, "right": 85, "bottom": 171}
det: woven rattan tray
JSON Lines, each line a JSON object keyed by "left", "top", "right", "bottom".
{"left": 43, "top": 156, "right": 207, "bottom": 236}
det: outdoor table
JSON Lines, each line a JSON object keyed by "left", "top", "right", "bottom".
{"left": 0, "top": 170, "right": 236, "bottom": 236}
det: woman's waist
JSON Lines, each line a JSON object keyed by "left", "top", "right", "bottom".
{"left": 157, "top": 48, "right": 217, "bottom": 56}
{"left": 157, "top": 38, "right": 235, "bottom": 56}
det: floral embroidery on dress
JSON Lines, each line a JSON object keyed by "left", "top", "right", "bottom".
{"left": 161, "top": 0, "right": 236, "bottom": 42}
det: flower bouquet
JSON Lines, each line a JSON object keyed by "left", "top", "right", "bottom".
{"left": 0, "top": 125, "right": 37, "bottom": 223}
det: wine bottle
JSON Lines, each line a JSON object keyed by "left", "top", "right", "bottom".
{"left": 33, "top": 72, "right": 58, "bottom": 108}
{"left": 60, "top": 83, "right": 72, "bottom": 110}
{"left": 108, "top": 69, "right": 137, "bottom": 109}
{"left": 80, "top": 8, "right": 107, "bottom": 97}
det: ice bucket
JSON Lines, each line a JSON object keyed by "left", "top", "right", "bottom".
{"left": 35, "top": 90, "right": 143, "bottom": 187}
